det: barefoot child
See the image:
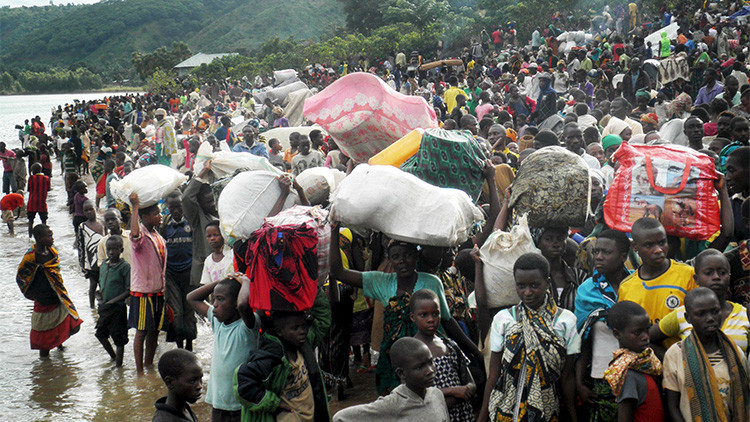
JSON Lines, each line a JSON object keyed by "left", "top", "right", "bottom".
{"left": 234, "top": 288, "right": 331, "bottom": 421}
{"left": 153, "top": 349, "right": 202, "bottom": 422}
{"left": 128, "top": 192, "right": 167, "bottom": 373}
{"left": 333, "top": 337, "right": 450, "bottom": 422}
{"left": 187, "top": 274, "right": 259, "bottom": 421}
{"left": 16, "top": 224, "right": 83, "bottom": 357}
{"left": 77, "top": 199, "right": 104, "bottom": 308}
{"left": 603, "top": 301, "right": 664, "bottom": 422}
{"left": 71, "top": 180, "right": 89, "bottom": 233}
{"left": 96, "top": 236, "right": 130, "bottom": 367}
{"left": 662, "top": 288, "right": 750, "bottom": 422}
{"left": 478, "top": 252, "right": 580, "bottom": 422}
{"left": 199, "top": 221, "right": 234, "bottom": 286}
{"left": 410, "top": 289, "right": 476, "bottom": 422}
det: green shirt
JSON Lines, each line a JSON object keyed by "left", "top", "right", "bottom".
{"left": 99, "top": 259, "right": 130, "bottom": 303}
{"left": 464, "top": 86, "right": 482, "bottom": 115}
{"left": 362, "top": 271, "right": 452, "bottom": 320}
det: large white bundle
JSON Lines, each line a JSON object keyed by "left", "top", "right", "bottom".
{"left": 218, "top": 171, "right": 298, "bottom": 240}
{"left": 330, "top": 164, "right": 484, "bottom": 247}
{"left": 211, "top": 151, "right": 283, "bottom": 178}
{"left": 110, "top": 164, "right": 187, "bottom": 207}
{"left": 571, "top": 31, "right": 586, "bottom": 44}
{"left": 295, "top": 167, "right": 336, "bottom": 205}
{"left": 283, "top": 88, "right": 314, "bottom": 127}
{"left": 274, "top": 69, "right": 298, "bottom": 85}
{"left": 194, "top": 141, "right": 283, "bottom": 179}
{"left": 267, "top": 81, "right": 308, "bottom": 105}
{"left": 479, "top": 215, "right": 540, "bottom": 308}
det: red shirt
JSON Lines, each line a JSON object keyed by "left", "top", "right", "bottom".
{"left": 27, "top": 174, "right": 51, "bottom": 212}
{"left": 1, "top": 193, "right": 24, "bottom": 211}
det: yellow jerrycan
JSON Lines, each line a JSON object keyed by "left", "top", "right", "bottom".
{"left": 368, "top": 128, "right": 423, "bottom": 167}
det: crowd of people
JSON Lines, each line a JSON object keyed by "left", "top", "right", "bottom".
{"left": 3, "top": 2, "right": 750, "bottom": 422}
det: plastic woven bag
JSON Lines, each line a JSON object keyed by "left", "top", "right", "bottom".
{"left": 603, "top": 143, "right": 720, "bottom": 240}
{"left": 479, "top": 214, "right": 540, "bottom": 308}
{"left": 217, "top": 171, "right": 297, "bottom": 241}
{"left": 400, "top": 128, "right": 486, "bottom": 202}
{"left": 509, "top": 146, "right": 591, "bottom": 228}
{"left": 295, "top": 167, "right": 336, "bottom": 206}
{"left": 110, "top": 164, "right": 187, "bottom": 207}
{"left": 330, "top": 164, "right": 484, "bottom": 247}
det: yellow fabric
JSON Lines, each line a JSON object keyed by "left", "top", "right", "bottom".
{"left": 659, "top": 302, "right": 750, "bottom": 353}
{"left": 618, "top": 260, "right": 697, "bottom": 347}
{"left": 444, "top": 86, "right": 468, "bottom": 116}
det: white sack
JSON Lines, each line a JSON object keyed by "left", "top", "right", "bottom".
{"left": 110, "top": 164, "right": 187, "bottom": 207}
{"left": 218, "top": 171, "right": 297, "bottom": 240}
{"left": 329, "top": 164, "right": 484, "bottom": 247}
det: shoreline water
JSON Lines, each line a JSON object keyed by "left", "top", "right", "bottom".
{"left": 0, "top": 86, "right": 145, "bottom": 97}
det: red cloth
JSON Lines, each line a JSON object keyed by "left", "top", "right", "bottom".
{"left": 27, "top": 174, "right": 50, "bottom": 212}
{"left": 96, "top": 171, "right": 108, "bottom": 195}
{"left": 633, "top": 373, "right": 664, "bottom": 422}
{"left": 244, "top": 223, "right": 319, "bottom": 312}
{"left": 1, "top": 193, "right": 24, "bottom": 211}
{"left": 30, "top": 302, "right": 83, "bottom": 350}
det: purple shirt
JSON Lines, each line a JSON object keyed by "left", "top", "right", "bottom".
{"left": 73, "top": 192, "right": 88, "bottom": 217}
{"left": 694, "top": 81, "right": 724, "bottom": 105}
{"left": 130, "top": 223, "right": 167, "bottom": 293}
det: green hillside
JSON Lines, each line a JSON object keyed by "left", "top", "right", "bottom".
{"left": 0, "top": 0, "right": 343, "bottom": 71}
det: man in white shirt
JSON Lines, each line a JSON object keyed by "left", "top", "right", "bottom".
{"left": 563, "top": 123, "right": 601, "bottom": 169}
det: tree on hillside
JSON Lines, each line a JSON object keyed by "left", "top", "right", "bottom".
{"left": 382, "top": 0, "right": 449, "bottom": 32}
{"left": 131, "top": 41, "right": 192, "bottom": 81}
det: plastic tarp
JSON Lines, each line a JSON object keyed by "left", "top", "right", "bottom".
{"left": 304, "top": 72, "right": 439, "bottom": 163}
{"left": 283, "top": 88, "right": 314, "bottom": 127}
{"left": 644, "top": 22, "right": 679, "bottom": 50}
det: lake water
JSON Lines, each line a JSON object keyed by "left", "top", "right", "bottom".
{"left": 0, "top": 93, "right": 214, "bottom": 421}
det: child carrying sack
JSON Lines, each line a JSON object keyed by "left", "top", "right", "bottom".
{"left": 243, "top": 223, "right": 319, "bottom": 312}
{"left": 400, "top": 128, "right": 486, "bottom": 202}
{"left": 479, "top": 214, "right": 540, "bottom": 308}
{"left": 509, "top": 146, "right": 591, "bottom": 228}
{"left": 603, "top": 143, "right": 720, "bottom": 240}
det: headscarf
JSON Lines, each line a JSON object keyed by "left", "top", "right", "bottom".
{"left": 604, "top": 117, "right": 629, "bottom": 137}
{"left": 667, "top": 92, "right": 693, "bottom": 118}
{"left": 641, "top": 113, "right": 658, "bottom": 126}
{"left": 601, "top": 134, "right": 623, "bottom": 152}
{"left": 635, "top": 88, "right": 651, "bottom": 101}
{"left": 589, "top": 168, "right": 605, "bottom": 187}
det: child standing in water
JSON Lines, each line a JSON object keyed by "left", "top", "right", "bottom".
{"left": 95, "top": 236, "right": 130, "bottom": 367}
{"left": 77, "top": 199, "right": 104, "bottom": 308}
{"left": 411, "top": 289, "right": 476, "bottom": 422}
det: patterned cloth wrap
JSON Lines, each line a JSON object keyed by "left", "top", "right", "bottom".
{"left": 244, "top": 222, "right": 319, "bottom": 312}
{"left": 509, "top": 146, "right": 590, "bottom": 228}
{"left": 265, "top": 205, "right": 331, "bottom": 285}
{"left": 489, "top": 295, "right": 567, "bottom": 422}
{"left": 682, "top": 330, "right": 749, "bottom": 422}
{"left": 603, "top": 347, "right": 662, "bottom": 396}
{"left": 400, "top": 128, "right": 486, "bottom": 202}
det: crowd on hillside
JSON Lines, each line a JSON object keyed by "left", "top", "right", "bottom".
{"left": 3, "top": 1, "right": 750, "bottom": 422}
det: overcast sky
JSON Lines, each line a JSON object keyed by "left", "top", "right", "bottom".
{"left": 0, "top": 0, "right": 100, "bottom": 7}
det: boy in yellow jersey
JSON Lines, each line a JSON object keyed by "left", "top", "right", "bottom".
{"left": 618, "top": 218, "right": 697, "bottom": 353}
